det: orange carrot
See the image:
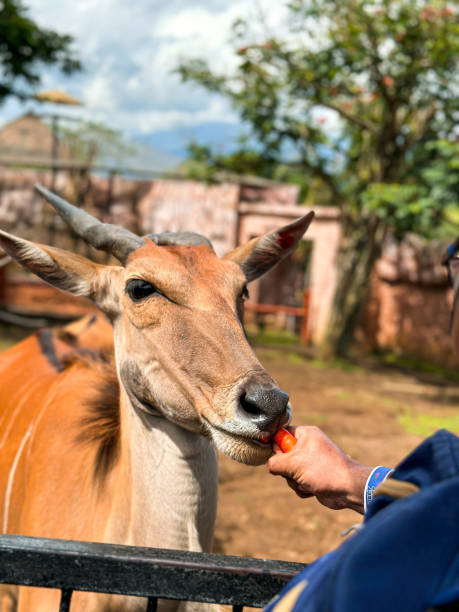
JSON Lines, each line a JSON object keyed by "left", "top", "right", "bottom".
{"left": 273, "top": 427, "right": 297, "bottom": 453}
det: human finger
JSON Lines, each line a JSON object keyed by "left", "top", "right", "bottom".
{"left": 286, "top": 478, "right": 313, "bottom": 499}
{"left": 268, "top": 452, "right": 293, "bottom": 475}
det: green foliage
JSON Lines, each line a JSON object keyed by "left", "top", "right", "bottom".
{"left": 178, "top": 0, "right": 458, "bottom": 235}
{"left": 379, "top": 352, "right": 459, "bottom": 382}
{"left": 0, "top": 0, "right": 81, "bottom": 103}
{"left": 287, "top": 351, "right": 308, "bottom": 365}
{"left": 361, "top": 140, "right": 459, "bottom": 238}
{"left": 397, "top": 410, "right": 459, "bottom": 436}
{"left": 247, "top": 327, "right": 300, "bottom": 347}
{"left": 181, "top": 142, "right": 312, "bottom": 199}
{"left": 178, "top": 0, "right": 459, "bottom": 357}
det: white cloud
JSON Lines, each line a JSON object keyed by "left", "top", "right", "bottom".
{"left": 0, "top": 0, "right": 288, "bottom": 136}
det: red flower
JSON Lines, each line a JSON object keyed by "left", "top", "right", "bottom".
{"left": 382, "top": 75, "right": 394, "bottom": 87}
{"left": 420, "top": 7, "right": 439, "bottom": 20}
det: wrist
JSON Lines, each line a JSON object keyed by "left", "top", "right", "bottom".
{"left": 316, "top": 459, "right": 371, "bottom": 512}
{"left": 342, "top": 461, "right": 372, "bottom": 514}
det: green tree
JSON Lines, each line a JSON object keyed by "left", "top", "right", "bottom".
{"left": 177, "top": 0, "right": 459, "bottom": 357}
{"left": 0, "top": 0, "right": 81, "bottom": 103}
{"left": 181, "top": 142, "right": 316, "bottom": 200}
{"left": 60, "top": 121, "right": 140, "bottom": 167}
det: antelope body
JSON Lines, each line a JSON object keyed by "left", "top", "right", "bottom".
{"left": 0, "top": 186, "right": 314, "bottom": 611}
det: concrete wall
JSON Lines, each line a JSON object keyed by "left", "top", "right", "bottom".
{"left": 359, "top": 278, "right": 454, "bottom": 368}
{"left": 0, "top": 173, "right": 342, "bottom": 344}
{"left": 137, "top": 181, "right": 342, "bottom": 343}
{"left": 359, "top": 238, "right": 454, "bottom": 368}
{"left": 0, "top": 170, "right": 454, "bottom": 368}
{"left": 0, "top": 168, "right": 149, "bottom": 259}
{"left": 137, "top": 180, "right": 240, "bottom": 256}
{"left": 238, "top": 204, "right": 341, "bottom": 344}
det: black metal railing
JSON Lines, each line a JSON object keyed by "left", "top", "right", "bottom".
{"left": 0, "top": 535, "right": 306, "bottom": 610}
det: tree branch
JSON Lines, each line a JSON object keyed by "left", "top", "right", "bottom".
{"left": 320, "top": 101, "right": 378, "bottom": 133}
{"left": 364, "top": 19, "right": 392, "bottom": 106}
{"left": 389, "top": 103, "right": 438, "bottom": 176}
{"left": 299, "top": 143, "right": 343, "bottom": 204}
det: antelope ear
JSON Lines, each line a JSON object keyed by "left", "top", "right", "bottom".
{"left": 223, "top": 211, "right": 314, "bottom": 282}
{"left": 0, "top": 230, "right": 119, "bottom": 313}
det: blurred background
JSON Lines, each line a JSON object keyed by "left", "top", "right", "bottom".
{"left": 0, "top": 0, "right": 458, "bottom": 568}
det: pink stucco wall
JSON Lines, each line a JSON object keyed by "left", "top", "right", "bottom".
{"left": 137, "top": 180, "right": 240, "bottom": 256}
{"left": 238, "top": 204, "right": 341, "bottom": 343}
{"left": 359, "top": 278, "right": 455, "bottom": 368}
{"left": 138, "top": 182, "right": 342, "bottom": 344}
{"left": 0, "top": 171, "right": 454, "bottom": 367}
{"left": 358, "top": 239, "right": 454, "bottom": 368}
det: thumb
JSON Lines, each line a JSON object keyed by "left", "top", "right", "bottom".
{"left": 268, "top": 452, "right": 292, "bottom": 476}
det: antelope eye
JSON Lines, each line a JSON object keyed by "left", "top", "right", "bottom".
{"left": 126, "top": 279, "right": 157, "bottom": 302}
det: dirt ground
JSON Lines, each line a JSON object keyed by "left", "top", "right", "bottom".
{"left": 0, "top": 330, "right": 457, "bottom": 609}
{"left": 214, "top": 346, "right": 459, "bottom": 568}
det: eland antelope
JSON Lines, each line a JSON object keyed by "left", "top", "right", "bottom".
{"left": 0, "top": 185, "right": 314, "bottom": 611}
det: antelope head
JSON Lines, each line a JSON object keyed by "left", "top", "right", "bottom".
{"left": 0, "top": 185, "right": 314, "bottom": 465}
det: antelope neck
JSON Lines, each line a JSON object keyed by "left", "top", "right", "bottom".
{"left": 110, "top": 386, "right": 218, "bottom": 553}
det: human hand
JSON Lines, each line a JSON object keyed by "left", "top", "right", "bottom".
{"left": 268, "top": 426, "right": 371, "bottom": 513}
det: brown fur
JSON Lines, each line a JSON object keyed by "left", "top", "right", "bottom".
{"left": 0, "top": 209, "right": 314, "bottom": 612}
{"left": 74, "top": 356, "right": 120, "bottom": 483}
{"left": 53, "top": 321, "right": 120, "bottom": 484}
{"left": 37, "top": 316, "right": 120, "bottom": 484}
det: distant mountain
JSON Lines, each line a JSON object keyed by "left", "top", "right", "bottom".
{"left": 112, "top": 142, "right": 182, "bottom": 174}
{"left": 133, "top": 121, "right": 336, "bottom": 173}
{"left": 134, "top": 121, "right": 246, "bottom": 159}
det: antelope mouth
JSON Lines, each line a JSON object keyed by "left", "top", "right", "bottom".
{"left": 203, "top": 419, "right": 272, "bottom": 446}
{"left": 219, "top": 427, "right": 273, "bottom": 447}
{"left": 201, "top": 417, "right": 276, "bottom": 465}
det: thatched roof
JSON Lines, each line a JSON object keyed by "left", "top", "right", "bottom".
{"left": 33, "top": 89, "right": 82, "bottom": 105}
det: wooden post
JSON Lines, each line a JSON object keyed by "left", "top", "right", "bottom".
{"left": 50, "top": 114, "right": 59, "bottom": 192}
{"left": 300, "top": 289, "right": 310, "bottom": 345}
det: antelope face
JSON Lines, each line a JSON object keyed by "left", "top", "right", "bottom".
{"left": 116, "top": 240, "right": 292, "bottom": 465}
{"left": 0, "top": 185, "right": 314, "bottom": 466}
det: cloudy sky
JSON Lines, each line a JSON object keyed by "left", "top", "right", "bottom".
{"left": 1, "top": 0, "right": 290, "bottom": 158}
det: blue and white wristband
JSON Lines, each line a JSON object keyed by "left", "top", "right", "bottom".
{"left": 364, "top": 466, "right": 393, "bottom": 514}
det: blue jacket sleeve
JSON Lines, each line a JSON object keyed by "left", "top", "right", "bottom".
{"left": 264, "top": 430, "right": 459, "bottom": 612}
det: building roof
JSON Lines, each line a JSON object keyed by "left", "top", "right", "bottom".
{"left": 0, "top": 112, "right": 72, "bottom": 161}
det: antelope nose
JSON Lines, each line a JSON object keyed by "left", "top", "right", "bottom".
{"left": 239, "top": 386, "right": 289, "bottom": 431}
